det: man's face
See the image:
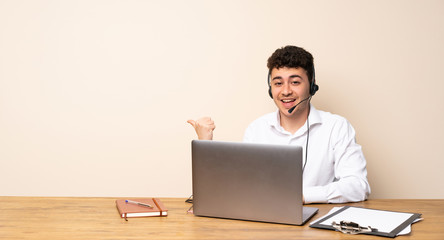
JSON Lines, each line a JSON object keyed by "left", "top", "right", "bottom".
{"left": 269, "top": 67, "right": 311, "bottom": 118}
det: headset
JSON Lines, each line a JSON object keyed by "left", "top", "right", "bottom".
{"left": 267, "top": 65, "right": 319, "bottom": 99}
{"left": 266, "top": 64, "right": 319, "bottom": 172}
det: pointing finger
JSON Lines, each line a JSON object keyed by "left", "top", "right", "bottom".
{"left": 187, "top": 119, "right": 196, "bottom": 128}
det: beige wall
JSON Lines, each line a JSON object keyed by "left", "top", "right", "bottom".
{"left": 1, "top": 0, "right": 443, "bottom": 198}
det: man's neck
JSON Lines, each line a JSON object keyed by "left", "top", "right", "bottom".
{"left": 279, "top": 105, "right": 310, "bottom": 134}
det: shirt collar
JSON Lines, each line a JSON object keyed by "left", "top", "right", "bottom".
{"left": 268, "top": 104, "right": 322, "bottom": 135}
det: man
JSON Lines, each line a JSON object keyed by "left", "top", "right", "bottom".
{"left": 188, "top": 46, "right": 370, "bottom": 204}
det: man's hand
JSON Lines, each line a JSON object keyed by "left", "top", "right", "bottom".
{"left": 187, "top": 117, "right": 216, "bottom": 140}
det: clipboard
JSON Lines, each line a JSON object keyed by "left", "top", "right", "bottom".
{"left": 309, "top": 206, "right": 422, "bottom": 238}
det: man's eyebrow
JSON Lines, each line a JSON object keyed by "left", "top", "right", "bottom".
{"left": 271, "top": 74, "right": 303, "bottom": 81}
{"left": 289, "top": 74, "right": 303, "bottom": 79}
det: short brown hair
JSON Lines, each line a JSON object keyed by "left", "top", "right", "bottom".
{"left": 267, "top": 46, "right": 314, "bottom": 83}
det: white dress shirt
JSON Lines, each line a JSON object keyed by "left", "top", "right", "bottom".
{"left": 243, "top": 105, "right": 370, "bottom": 203}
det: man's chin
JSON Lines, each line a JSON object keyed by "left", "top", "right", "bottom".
{"left": 279, "top": 109, "right": 294, "bottom": 117}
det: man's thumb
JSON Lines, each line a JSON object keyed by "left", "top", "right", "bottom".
{"left": 187, "top": 119, "right": 196, "bottom": 128}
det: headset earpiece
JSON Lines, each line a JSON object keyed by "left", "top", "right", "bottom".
{"left": 310, "top": 82, "right": 319, "bottom": 96}
{"left": 309, "top": 65, "right": 319, "bottom": 96}
{"left": 267, "top": 70, "right": 273, "bottom": 99}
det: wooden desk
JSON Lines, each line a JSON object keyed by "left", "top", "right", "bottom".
{"left": 0, "top": 197, "right": 443, "bottom": 239}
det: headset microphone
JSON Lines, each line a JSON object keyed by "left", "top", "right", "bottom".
{"left": 287, "top": 96, "right": 311, "bottom": 114}
{"left": 266, "top": 59, "right": 319, "bottom": 175}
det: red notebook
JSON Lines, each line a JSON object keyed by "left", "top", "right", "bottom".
{"left": 116, "top": 198, "right": 168, "bottom": 220}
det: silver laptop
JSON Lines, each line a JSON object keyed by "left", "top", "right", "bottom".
{"left": 192, "top": 140, "right": 318, "bottom": 225}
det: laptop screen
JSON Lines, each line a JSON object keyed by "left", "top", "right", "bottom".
{"left": 192, "top": 140, "right": 317, "bottom": 225}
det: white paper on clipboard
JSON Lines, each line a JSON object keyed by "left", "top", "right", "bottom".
{"left": 310, "top": 206, "right": 422, "bottom": 237}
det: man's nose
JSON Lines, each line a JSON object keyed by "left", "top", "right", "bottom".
{"left": 282, "top": 83, "right": 292, "bottom": 95}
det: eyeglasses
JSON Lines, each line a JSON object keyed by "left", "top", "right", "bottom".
{"left": 185, "top": 195, "right": 193, "bottom": 203}
{"left": 185, "top": 195, "right": 193, "bottom": 213}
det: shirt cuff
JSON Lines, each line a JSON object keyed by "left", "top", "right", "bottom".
{"left": 303, "top": 186, "right": 328, "bottom": 204}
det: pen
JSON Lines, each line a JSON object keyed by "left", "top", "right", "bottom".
{"left": 125, "top": 200, "right": 153, "bottom": 208}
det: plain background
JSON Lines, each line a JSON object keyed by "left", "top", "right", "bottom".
{"left": 1, "top": 0, "right": 443, "bottom": 198}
